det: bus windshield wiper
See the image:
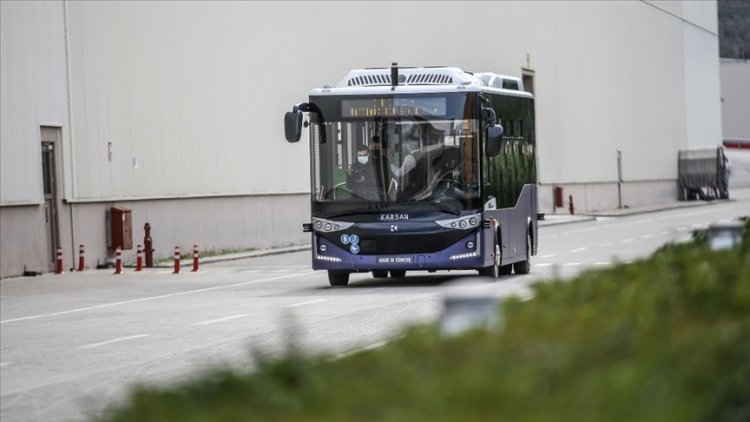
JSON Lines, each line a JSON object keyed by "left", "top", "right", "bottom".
{"left": 427, "top": 200, "right": 461, "bottom": 216}
{"left": 325, "top": 205, "right": 386, "bottom": 219}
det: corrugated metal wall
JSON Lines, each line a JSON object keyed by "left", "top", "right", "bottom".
{"left": 0, "top": 0, "right": 69, "bottom": 206}
{"left": 1, "top": 1, "right": 723, "bottom": 276}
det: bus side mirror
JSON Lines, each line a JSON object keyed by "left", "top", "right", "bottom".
{"left": 485, "top": 125, "right": 504, "bottom": 157}
{"left": 482, "top": 108, "right": 497, "bottom": 126}
{"left": 284, "top": 109, "right": 303, "bottom": 143}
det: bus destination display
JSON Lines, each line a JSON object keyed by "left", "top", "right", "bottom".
{"left": 342, "top": 97, "right": 447, "bottom": 118}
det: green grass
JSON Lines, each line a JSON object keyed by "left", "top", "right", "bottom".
{"left": 101, "top": 219, "right": 750, "bottom": 422}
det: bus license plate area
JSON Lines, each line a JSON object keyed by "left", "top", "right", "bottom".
{"left": 376, "top": 256, "right": 413, "bottom": 264}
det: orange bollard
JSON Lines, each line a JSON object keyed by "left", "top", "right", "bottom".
{"left": 55, "top": 247, "right": 64, "bottom": 274}
{"left": 77, "top": 244, "right": 85, "bottom": 271}
{"left": 135, "top": 244, "right": 143, "bottom": 272}
{"left": 191, "top": 244, "right": 200, "bottom": 272}
{"left": 114, "top": 247, "right": 123, "bottom": 274}
{"left": 173, "top": 246, "right": 181, "bottom": 274}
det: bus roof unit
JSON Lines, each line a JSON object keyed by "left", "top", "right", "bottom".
{"left": 319, "top": 66, "right": 531, "bottom": 98}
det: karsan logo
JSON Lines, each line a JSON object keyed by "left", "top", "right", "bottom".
{"left": 380, "top": 213, "right": 409, "bottom": 221}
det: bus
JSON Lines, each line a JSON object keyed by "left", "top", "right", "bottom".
{"left": 284, "top": 64, "right": 538, "bottom": 286}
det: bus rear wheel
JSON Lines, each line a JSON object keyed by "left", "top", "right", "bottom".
{"left": 372, "top": 270, "right": 389, "bottom": 278}
{"left": 328, "top": 271, "right": 350, "bottom": 286}
{"left": 390, "top": 270, "right": 406, "bottom": 278}
{"left": 513, "top": 233, "right": 531, "bottom": 275}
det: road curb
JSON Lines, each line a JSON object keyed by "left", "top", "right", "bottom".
{"left": 152, "top": 196, "right": 743, "bottom": 266}
{"left": 152, "top": 245, "right": 312, "bottom": 267}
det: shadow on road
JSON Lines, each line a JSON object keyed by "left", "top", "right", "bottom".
{"left": 317, "top": 273, "right": 511, "bottom": 290}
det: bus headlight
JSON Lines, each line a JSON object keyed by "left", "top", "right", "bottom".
{"left": 319, "top": 244, "right": 327, "bottom": 253}
{"left": 436, "top": 213, "right": 482, "bottom": 229}
{"left": 466, "top": 241, "right": 475, "bottom": 249}
{"left": 312, "top": 218, "right": 355, "bottom": 233}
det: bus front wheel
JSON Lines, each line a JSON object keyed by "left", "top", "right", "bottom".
{"left": 328, "top": 271, "right": 350, "bottom": 286}
{"left": 478, "top": 242, "right": 501, "bottom": 279}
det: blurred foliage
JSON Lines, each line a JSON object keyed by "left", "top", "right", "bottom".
{"left": 101, "top": 219, "right": 750, "bottom": 422}
{"left": 719, "top": 0, "right": 750, "bottom": 59}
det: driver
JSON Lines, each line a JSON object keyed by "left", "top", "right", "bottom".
{"left": 391, "top": 140, "right": 419, "bottom": 178}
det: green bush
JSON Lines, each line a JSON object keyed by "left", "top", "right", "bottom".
{"left": 101, "top": 220, "right": 750, "bottom": 422}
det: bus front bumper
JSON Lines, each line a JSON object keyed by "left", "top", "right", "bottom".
{"left": 311, "top": 232, "right": 486, "bottom": 271}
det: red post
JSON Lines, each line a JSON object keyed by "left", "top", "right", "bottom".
{"left": 135, "top": 244, "right": 143, "bottom": 272}
{"left": 191, "top": 244, "right": 200, "bottom": 272}
{"left": 144, "top": 223, "right": 154, "bottom": 268}
{"left": 77, "top": 244, "right": 85, "bottom": 271}
{"left": 55, "top": 247, "right": 64, "bottom": 274}
{"left": 173, "top": 246, "right": 181, "bottom": 274}
{"left": 114, "top": 247, "right": 123, "bottom": 274}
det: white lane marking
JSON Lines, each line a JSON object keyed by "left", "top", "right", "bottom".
{"left": 677, "top": 226, "right": 689, "bottom": 231}
{"left": 622, "top": 238, "right": 634, "bottom": 243}
{"left": 539, "top": 253, "right": 557, "bottom": 258}
{"left": 659, "top": 231, "right": 670, "bottom": 235}
{"left": 0, "top": 272, "right": 306, "bottom": 325}
{"left": 535, "top": 263, "right": 553, "bottom": 267}
{"left": 285, "top": 299, "right": 329, "bottom": 308}
{"left": 570, "top": 247, "right": 587, "bottom": 253}
{"left": 193, "top": 314, "right": 249, "bottom": 326}
{"left": 0, "top": 362, "right": 14, "bottom": 368}
{"left": 78, "top": 334, "right": 151, "bottom": 350}
{"left": 641, "top": 234, "right": 654, "bottom": 239}
{"left": 336, "top": 340, "right": 391, "bottom": 359}
{"left": 598, "top": 242, "right": 614, "bottom": 247}
{"left": 563, "top": 263, "right": 581, "bottom": 267}
{"left": 270, "top": 269, "right": 293, "bottom": 273}
{"left": 593, "top": 262, "right": 611, "bottom": 266}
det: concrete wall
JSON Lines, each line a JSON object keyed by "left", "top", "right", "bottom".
{"left": 0, "top": 206, "right": 49, "bottom": 275}
{"left": 720, "top": 59, "right": 750, "bottom": 142}
{"left": 68, "top": 194, "right": 310, "bottom": 269}
{"left": 1, "top": 1, "right": 723, "bottom": 276}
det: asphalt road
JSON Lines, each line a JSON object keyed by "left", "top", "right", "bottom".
{"left": 2, "top": 190, "right": 749, "bottom": 421}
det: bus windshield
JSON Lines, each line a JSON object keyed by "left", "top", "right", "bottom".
{"left": 309, "top": 104, "right": 481, "bottom": 213}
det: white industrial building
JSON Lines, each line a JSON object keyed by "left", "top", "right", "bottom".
{"left": 720, "top": 58, "right": 750, "bottom": 146}
{"left": 1, "top": 1, "right": 722, "bottom": 277}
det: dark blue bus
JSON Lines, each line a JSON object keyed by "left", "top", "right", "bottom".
{"left": 284, "top": 65, "right": 538, "bottom": 286}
